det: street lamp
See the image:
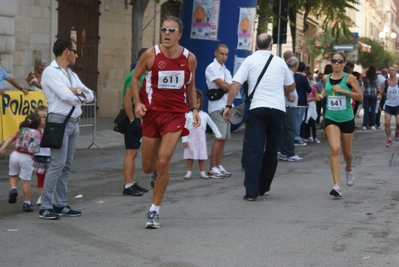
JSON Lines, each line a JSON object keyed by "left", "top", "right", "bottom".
{"left": 379, "top": 26, "right": 397, "bottom": 49}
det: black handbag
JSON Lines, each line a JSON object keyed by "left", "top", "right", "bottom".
{"left": 40, "top": 107, "right": 75, "bottom": 149}
{"left": 206, "top": 88, "right": 225, "bottom": 101}
{"left": 113, "top": 108, "right": 128, "bottom": 134}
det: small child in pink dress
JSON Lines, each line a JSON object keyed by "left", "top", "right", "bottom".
{"left": 182, "top": 90, "right": 222, "bottom": 179}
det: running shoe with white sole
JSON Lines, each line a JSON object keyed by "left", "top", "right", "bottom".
{"left": 294, "top": 140, "right": 307, "bottom": 146}
{"left": 345, "top": 169, "right": 354, "bottom": 186}
{"left": 145, "top": 210, "right": 160, "bottom": 229}
{"left": 386, "top": 139, "right": 393, "bottom": 147}
{"left": 218, "top": 165, "right": 231, "bottom": 177}
{"left": 287, "top": 155, "right": 303, "bottom": 162}
{"left": 207, "top": 167, "right": 225, "bottom": 179}
{"left": 329, "top": 184, "right": 342, "bottom": 198}
{"left": 36, "top": 196, "right": 41, "bottom": 206}
{"left": 278, "top": 154, "right": 288, "bottom": 161}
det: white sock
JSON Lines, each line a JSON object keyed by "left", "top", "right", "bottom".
{"left": 200, "top": 171, "right": 207, "bottom": 176}
{"left": 125, "top": 183, "right": 134, "bottom": 189}
{"left": 150, "top": 204, "right": 160, "bottom": 214}
{"left": 186, "top": 171, "right": 192, "bottom": 176}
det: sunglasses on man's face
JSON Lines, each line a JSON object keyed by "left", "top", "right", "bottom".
{"left": 160, "top": 27, "right": 177, "bottom": 33}
{"left": 331, "top": 59, "right": 345, "bottom": 64}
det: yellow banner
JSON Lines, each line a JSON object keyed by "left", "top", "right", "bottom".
{"left": 1, "top": 91, "right": 46, "bottom": 142}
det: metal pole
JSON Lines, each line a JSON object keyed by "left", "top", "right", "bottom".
{"left": 277, "top": 0, "right": 282, "bottom": 57}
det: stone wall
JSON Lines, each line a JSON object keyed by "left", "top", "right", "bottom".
{"left": 14, "top": 0, "right": 53, "bottom": 88}
{"left": 97, "top": 0, "right": 161, "bottom": 117}
{"left": 0, "top": 0, "right": 18, "bottom": 89}
{"left": 3, "top": 0, "right": 162, "bottom": 116}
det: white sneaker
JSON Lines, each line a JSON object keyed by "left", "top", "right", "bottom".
{"left": 36, "top": 196, "right": 41, "bottom": 206}
{"left": 207, "top": 167, "right": 225, "bottom": 179}
{"left": 218, "top": 165, "right": 231, "bottom": 177}
{"left": 200, "top": 174, "right": 209, "bottom": 179}
{"left": 329, "top": 184, "right": 342, "bottom": 197}
{"left": 346, "top": 169, "right": 354, "bottom": 186}
{"left": 287, "top": 155, "right": 303, "bottom": 162}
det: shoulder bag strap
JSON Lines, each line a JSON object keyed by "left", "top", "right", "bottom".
{"left": 63, "top": 106, "right": 76, "bottom": 124}
{"left": 246, "top": 55, "right": 274, "bottom": 102}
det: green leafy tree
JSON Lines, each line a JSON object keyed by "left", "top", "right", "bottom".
{"left": 257, "top": 0, "right": 360, "bottom": 53}
{"left": 302, "top": 28, "right": 356, "bottom": 60}
{"left": 357, "top": 37, "right": 397, "bottom": 69}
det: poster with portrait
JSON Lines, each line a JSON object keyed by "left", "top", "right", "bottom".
{"left": 190, "top": 0, "right": 220, "bottom": 40}
{"left": 237, "top": 7, "right": 256, "bottom": 50}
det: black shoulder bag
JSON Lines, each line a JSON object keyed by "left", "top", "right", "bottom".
{"left": 241, "top": 55, "right": 274, "bottom": 122}
{"left": 113, "top": 107, "right": 128, "bottom": 134}
{"left": 40, "top": 106, "right": 75, "bottom": 149}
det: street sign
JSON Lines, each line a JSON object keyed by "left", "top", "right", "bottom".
{"left": 332, "top": 44, "right": 354, "bottom": 51}
{"left": 347, "top": 49, "right": 358, "bottom": 61}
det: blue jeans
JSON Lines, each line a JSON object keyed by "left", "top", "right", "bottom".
{"left": 243, "top": 107, "right": 284, "bottom": 199}
{"left": 295, "top": 107, "right": 306, "bottom": 140}
{"left": 362, "top": 94, "right": 377, "bottom": 127}
{"left": 280, "top": 106, "right": 297, "bottom": 157}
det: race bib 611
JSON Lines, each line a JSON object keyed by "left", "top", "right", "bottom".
{"left": 158, "top": 70, "right": 184, "bottom": 89}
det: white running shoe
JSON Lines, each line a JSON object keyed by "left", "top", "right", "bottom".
{"left": 200, "top": 174, "right": 209, "bottom": 179}
{"left": 36, "top": 196, "right": 41, "bottom": 206}
{"left": 218, "top": 165, "right": 231, "bottom": 177}
{"left": 346, "top": 169, "right": 354, "bottom": 186}
{"left": 207, "top": 167, "right": 225, "bottom": 179}
{"left": 287, "top": 155, "right": 303, "bottom": 162}
{"left": 329, "top": 184, "right": 343, "bottom": 198}
{"left": 145, "top": 210, "right": 160, "bottom": 229}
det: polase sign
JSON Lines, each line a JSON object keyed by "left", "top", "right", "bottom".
{"left": 0, "top": 91, "right": 46, "bottom": 142}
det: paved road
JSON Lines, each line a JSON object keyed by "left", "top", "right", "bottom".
{"left": 1, "top": 116, "right": 399, "bottom": 266}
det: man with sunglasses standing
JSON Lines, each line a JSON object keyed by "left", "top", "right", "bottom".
{"left": 205, "top": 44, "right": 233, "bottom": 179}
{"left": 39, "top": 38, "right": 94, "bottom": 220}
{"left": 132, "top": 16, "right": 200, "bottom": 229}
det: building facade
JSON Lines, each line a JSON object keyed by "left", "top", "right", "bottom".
{"left": 0, "top": 0, "right": 162, "bottom": 117}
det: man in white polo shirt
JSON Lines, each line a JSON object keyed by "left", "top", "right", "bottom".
{"left": 223, "top": 33, "right": 295, "bottom": 201}
{"left": 205, "top": 44, "right": 233, "bottom": 179}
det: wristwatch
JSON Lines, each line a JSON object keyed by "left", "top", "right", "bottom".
{"left": 76, "top": 88, "right": 82, "bottom": 95}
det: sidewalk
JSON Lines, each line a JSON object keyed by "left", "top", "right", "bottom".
{"left": 77, "top": 116, "right": 124, "bottom": 149}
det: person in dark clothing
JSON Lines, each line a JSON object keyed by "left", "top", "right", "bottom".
{"left": 294, "top": 62, "right": 312, "bottom": 146}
